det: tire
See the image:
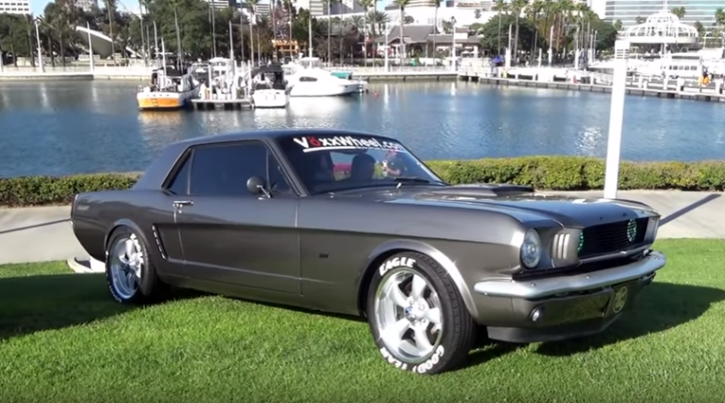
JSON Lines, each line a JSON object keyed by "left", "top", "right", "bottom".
{"left": 105, "top": 226, "right": 165, "bottom": 305}
{"left": 366, "top": 251, "right": 478, "bottom": 375}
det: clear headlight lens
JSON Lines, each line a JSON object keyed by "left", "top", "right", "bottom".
{"left": 521, "top": 229, "right": 542, "bottom": 269}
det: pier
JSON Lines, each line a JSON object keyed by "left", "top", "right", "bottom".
{"left": 457, "top": 67, "right": 725, "bottom": 103}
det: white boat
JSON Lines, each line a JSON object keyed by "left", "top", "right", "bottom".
{"left": 284, "top": 57, "right": 362, "bottom": 97}
{"left": 137, "top": 64, "right": 198, "bottom": 110}
{"left": 251, "top": 65, "right": 289, "bottom": 108}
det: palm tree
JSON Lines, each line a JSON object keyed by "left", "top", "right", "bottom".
{"left": 393, "top": 0, "right": 409, "bottom": 63}
{"left": 511, "top": 0, "right": 527, "bottom": 64}
{"left": 103, "top": 0, "right": 116, "bottom": 63}
{"left": 248, "top": 0, "right": 259, "bottom": 65}
{"left": 670, "top": 6, "right": 685, "bottom": 19}
{"left": 358, "top": 0, "right": 374, "bottom": 66}
{"left": 432, "top": 0, "right": 440, "bottom": 60}
{"left": 493, "top": 0, "right": 507, "bottom": 55}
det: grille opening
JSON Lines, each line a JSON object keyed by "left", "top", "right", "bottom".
{"left": 578, "top": 218, "right": 648, "bottom": 259}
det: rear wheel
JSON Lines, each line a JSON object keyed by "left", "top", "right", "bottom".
{"left": 105, "top": 226, "right": 165, "bottom": 304}
{"left": 366, "top": 252, "right": 477, "bottom": 375}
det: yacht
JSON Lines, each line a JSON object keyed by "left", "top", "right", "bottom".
{"left": 251, "top": 65, "right": 289, "bottom": 108}
{"left": 285, "top": 57, "right": 365, "bottom": 97}
{"left": 137, "top": 64, "right": 199, "bottom": 110}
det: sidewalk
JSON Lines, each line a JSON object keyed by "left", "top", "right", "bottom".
{"left": 0, "top": 190, "right": 723, "bottom": 265}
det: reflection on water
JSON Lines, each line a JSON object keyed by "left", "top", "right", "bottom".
{"left": 1, "top": 79, "right": 724, "bottom": 178}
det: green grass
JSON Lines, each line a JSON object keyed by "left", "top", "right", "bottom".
{"left": 1, "top": 239, "right": 724, "bottom": 403}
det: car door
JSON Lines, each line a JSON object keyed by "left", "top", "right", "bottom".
{"left": 170, "top": 140, "right": 300, "bottom": 294}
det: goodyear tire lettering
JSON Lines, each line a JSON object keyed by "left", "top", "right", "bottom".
{"left": 379, "top": 346, "right": 407, "bottom": 370}
{"left": 411, "top": 345, "right": 445, "bottom": 374}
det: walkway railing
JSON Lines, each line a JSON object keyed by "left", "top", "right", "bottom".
{"left": 0, "top": 65, "right": 154, "bottom": 76}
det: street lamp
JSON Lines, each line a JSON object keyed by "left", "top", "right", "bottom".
{"left": 450, "top": 16, "right": 456, "bottom": 72}
{"left": 384, "top": 21, "right": 389, "bottom": 71}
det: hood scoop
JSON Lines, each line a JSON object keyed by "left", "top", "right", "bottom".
{"left": 423, "top": 183, "right": 535, "bottom": 199}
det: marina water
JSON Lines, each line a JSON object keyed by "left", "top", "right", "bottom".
{"left": 0, "top": 80, "right": 723, "bottom": 178}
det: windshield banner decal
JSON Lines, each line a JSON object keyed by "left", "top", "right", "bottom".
{"left": 292, "top": 135, "right": 406, "bottom": 153}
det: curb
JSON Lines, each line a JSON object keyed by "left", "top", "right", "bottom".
{"left": 66, "top": 257, "right": 105, "bottom": 274}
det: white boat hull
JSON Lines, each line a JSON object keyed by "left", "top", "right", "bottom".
{"left": 288, "top": 82, "right": 359, "bottom": 97}
{"left": 252, "top": 89, "right": 289, "bottom": 108}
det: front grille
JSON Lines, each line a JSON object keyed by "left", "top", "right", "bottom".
{"left": 578, "top": 218, "right": 649, "bottom": 259}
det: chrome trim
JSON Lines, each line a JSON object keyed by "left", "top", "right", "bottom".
{"left": 473, "top": 251, "right": 666, "bottom": 299}
{"left": 579, "top": 244, "right": 651, "bottom": 264}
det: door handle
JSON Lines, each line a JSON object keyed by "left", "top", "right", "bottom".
{"left": 173, "top": 200, "right": 194, "bottom": 208}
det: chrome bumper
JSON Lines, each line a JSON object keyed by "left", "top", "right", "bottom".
{"left": 473, "top": 251, "right": 666, "bottom": 299}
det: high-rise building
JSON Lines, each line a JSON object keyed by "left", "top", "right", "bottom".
{"left": 74, "top": 0, "right": 97, "bottom": 12}
{"left": 605, "top": 0, "right": 721, "bottom": 30}
{"left": 0, "top": 0, "right": 30, "bottom": 15}
{"left": 294, "top": 0, "right": 325, "bottom": 16}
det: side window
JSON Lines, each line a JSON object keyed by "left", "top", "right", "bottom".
{"left": 189, "top": 142, "right": 267, "bottom": 197}
{"left": 166, "top": 154, "right": 191, "bottom": 195}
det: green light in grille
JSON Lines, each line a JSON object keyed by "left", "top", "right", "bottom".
{"left": 626, "top": 219, "right": 637, "bottom": 242}
{"left": 577, "top": 232, "right": 584, "bottom": 252}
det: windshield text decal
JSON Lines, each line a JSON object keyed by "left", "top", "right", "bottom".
{"left": 292, "top": 135, "right": 405, "bottom": 153}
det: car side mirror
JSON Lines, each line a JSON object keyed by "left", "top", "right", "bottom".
{"left": 247, "top": 176, "right": 272, "bottom": 198}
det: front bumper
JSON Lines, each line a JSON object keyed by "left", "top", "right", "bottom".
{"left": 471, "top": 250, "right": 666, "bottom": 343}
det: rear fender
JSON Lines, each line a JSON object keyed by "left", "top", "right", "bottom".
{"left": 356, "top": 239, "right": 479, "bottom": 319}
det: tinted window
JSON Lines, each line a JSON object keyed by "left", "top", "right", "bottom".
{"left": 166, "top": 154, "right": 191, "bottom": 195}
{"left": 189, "top": 142, "right": 268, "bottom": 197}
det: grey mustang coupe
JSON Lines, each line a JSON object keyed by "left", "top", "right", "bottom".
{"left": 71, "top": 129, "right": 667, "bottom": 375}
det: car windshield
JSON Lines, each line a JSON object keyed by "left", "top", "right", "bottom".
{"left": 276, "top": 133, "right": 447, "bottom": 195}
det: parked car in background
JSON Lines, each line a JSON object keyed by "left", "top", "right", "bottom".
{"left": 70, "top": 129, "right": 667, "bottom": 375}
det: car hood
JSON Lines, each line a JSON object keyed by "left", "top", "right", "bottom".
{"left": 328, "top": 184, "right": 658, "bottom": 227}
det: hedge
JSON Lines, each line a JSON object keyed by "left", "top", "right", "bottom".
{"left": 1, "top": 156, "right": 724, "bottom": 207}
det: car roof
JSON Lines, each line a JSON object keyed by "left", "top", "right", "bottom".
{"left": 132, "top": 129, "right": 403, "bottom": 191}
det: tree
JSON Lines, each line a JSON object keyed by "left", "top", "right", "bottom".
{"left": 393, "top": 0, "right": 409, "bottom": 63}
{"left": 670, "top": 6, "right": 685, "bottom": 19}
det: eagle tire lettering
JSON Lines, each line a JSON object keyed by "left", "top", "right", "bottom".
{"left": 379, "top": 256, "right": 416, "bottom": 277}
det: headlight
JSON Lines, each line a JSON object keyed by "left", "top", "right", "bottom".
{"left": 521, "top": 229, "right": 542, "bottom": 269}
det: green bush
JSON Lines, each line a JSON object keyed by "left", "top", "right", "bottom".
{"left": 1, "top": 157, "right": 723, "bottom": 207}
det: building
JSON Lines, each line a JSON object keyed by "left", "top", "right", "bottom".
{"left": 605, "top": 0, "right": 721, "bottom": 30}
{"left": 589, "top": 0, "right": 606, "bottom": 19}
{"left": 73, "top": 0, "right": 97, "bottom": 12}
{"left": 294, "top": 0, "right": 325, "bottom": 16}
{"left": 0, "top": 0, "right": 30, "bottom": 15}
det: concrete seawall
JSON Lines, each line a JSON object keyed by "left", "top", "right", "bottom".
{"left": 0, "top": 70, "right": 147, "bottom": 81}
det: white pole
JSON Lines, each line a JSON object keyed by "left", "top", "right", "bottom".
{"left": 307, "top": 13, "right": 313, "bottom": 58}
{"left": 451, "top": 17, "right": 457, "bottom": 71}
{"left": 0, "top": 32, "right": 4, "bottom": 72}
{"left": 537, "top": 48, "right": 541, "bottom": 68}
{"left": 604, "top": 39, "right": 630, "bottom": 200}
{"left": 34, "top": 19, "right": 44, "bottom": 73}
{"left": 505, "top": 24, "right": 511, "bottom": 69}
{"left": 548, "top": 25, "right": 553, "bottom": 66}
{"left": 87, "top": 22, "right": 94, "bottom": 72}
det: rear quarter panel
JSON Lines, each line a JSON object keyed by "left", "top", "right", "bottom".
{"left": 71, "top": 189, "right": 173, "bottom": 264}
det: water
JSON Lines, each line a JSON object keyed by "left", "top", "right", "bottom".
{"left": 0, "top": 80, "right": 723, "bottom": 178}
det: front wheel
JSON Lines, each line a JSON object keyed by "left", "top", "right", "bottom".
{"left": 366, "top": 252, "right": 478, "bottom": 375}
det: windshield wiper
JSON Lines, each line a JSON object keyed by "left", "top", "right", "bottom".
{"left": 392, "top": 176, "right": 432, "bottom": 183}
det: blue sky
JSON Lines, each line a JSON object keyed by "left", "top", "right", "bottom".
{"left": 30, "top": 0, "right": 140, "bottom": 15}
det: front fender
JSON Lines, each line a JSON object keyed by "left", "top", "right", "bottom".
{"left": 356, "top": 238, "right": 479, "bottom": 319}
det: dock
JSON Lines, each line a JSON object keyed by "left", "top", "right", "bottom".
{"left": 191, "top": 98, "right": 253, "bottom": 110}
{"left": 458, "top": 69, "right": 725, "bottom": 103}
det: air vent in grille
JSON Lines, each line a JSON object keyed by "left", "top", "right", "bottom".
{"left": 578, "top": 218, "right": 648, "bottom": 259}
{"left": 551, "top": 232, "right": 572, "bottom": 260}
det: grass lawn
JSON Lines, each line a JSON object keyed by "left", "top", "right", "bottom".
{"left": 1, "top": 239, "right": 724, "bottom": 403}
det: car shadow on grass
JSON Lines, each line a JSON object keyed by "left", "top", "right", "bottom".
{"left": 0, "top": 273, "right": 201, "bottom": 341}
{"left": 535, "top": 281, "right": 725, "bottom": 357}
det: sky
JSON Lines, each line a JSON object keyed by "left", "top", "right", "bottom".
{"left": 31, "top": 0, "right": 142, "bottom": 15}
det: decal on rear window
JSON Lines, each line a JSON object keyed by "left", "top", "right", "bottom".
{"left": 292, "top": 135, "right": 406, "bottom": 153}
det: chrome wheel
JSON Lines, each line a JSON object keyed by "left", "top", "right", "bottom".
{"left": 108, "top": 233, "right": 145, "bottom": 300}
{"left": 374, "top": 268, "right": 443, "bottom": 363}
